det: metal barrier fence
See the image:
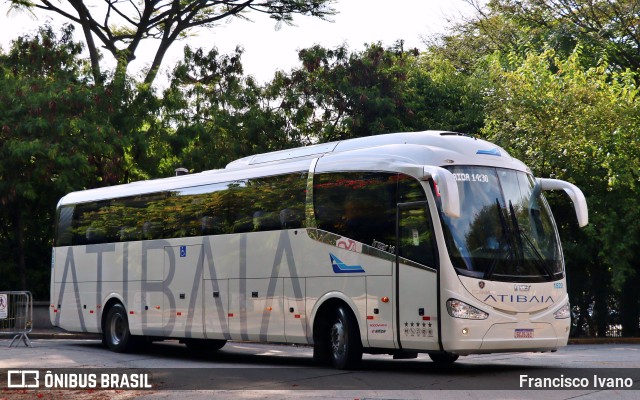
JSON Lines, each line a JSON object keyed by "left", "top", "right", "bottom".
{"left": 0, "top": 291, "right": 33, "bottom": 347}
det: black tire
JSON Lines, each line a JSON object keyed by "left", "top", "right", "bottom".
{"left": 429, "top": 352, "right": 459, "bottom": 365}
{"left": 313, "top": 340, "right": 332, "bottom": 366}
{"left": 328, "top": 306, "right": 363, "bottom": 369}
{"left": 104, "top": 303, "right": 136, "bottom": 353}
{"left": 183, "top": 338, "right": 227, "bottom": 352}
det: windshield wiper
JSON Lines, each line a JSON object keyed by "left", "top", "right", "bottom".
{"left": 508, "top": 201, "right": 555, "bottom": 281}
{"left": 508, "top": 201, "right": 525, "bottom": 266}
{"left": 484, "top": 199, "right": 515, "bottom": 280}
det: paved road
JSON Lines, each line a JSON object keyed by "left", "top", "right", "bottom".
{"left": 1, "top": 338, "right": 640, "bottom": 399}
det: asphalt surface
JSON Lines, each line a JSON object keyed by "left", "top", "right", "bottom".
{"left": 2, "top": 335, "right": 640, "bottom": 399}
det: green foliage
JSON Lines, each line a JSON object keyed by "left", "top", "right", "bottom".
{"left": 0, "top": 25, "right": 121, "bottom": 296}
{"left": 161, "top": 45, "right": 293, "bottom": 172}
{"left": 406, "top": 55, "right": 486, "bottom": 134}
{"left": 430, "top": 0, "right": 640, "bottom": 73}
{"left": 271, "top": 42, "right": 485, "bottom": 141}
{"left": 276, "top": 42, "right": 417, "bottom": 140}
{"left": 4, "top": 0, "right": 337, "bottom": 180}
{"left": 482, "top": 48, "right": 640, "bottom": 335}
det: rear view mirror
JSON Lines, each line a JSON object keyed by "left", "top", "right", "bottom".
{"left": 536, "top": 178, "right": 589, "bottom": 227}
{"left": 423, "top": 166, "right": 460, "bottom": 218}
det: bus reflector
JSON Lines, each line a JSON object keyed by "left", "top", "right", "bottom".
{"left": 177, "top": 312, "right": 182, "bottom": 316}
{"left": 294, "top": 315, "right": 301, "bottom": 319}
{"left": 90, "top": 310, "right": 94, "bottom": 314}
{"left": 228, "top": 313, "right": 234, "bottom": 317}
{"left": 129, "top": 311, "right": 135, "bottom": 315}
{"left": 422, "top": 316, "right": 430, "bottom": 321}
{"left": 381, "top": 297, "right": 389, "bottom": 303}
{"left": 367, "top": 316, "right": 374, "bottom": 320}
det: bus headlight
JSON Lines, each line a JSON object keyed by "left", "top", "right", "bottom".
{"left": 554, "top": 302, "right": 571, "bottom": 319}
{"left": 446, "top": 299, "right": 488, "bottom": 320}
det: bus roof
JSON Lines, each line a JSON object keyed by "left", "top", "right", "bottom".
{"left": 58, "top": 131, "right": 529, "bottom": 206}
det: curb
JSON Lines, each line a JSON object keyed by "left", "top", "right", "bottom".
{"left": 568, "top": 337, "right": 640, "bottom": 345}
{"left": 28, "top": 332, "right": 101, "bottom": 340}
{"left": 10, "top": 329, "right": 102, "bottom": 340}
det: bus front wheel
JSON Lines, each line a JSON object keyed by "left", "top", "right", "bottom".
{"left": 328, "top": 306, "right": 362, "bottom": 369}
{"left": 429, "top": 352, "right": 459, "bottom": 365}
{"left": 104, "top": 303, "right": 136, "bottom": 353}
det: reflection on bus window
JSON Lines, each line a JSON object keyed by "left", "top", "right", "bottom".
{"left": 56, "top": 172, "right": 308, "bottom": 246}
{"left": 439, "top": 166, "right": 563, "bottom": 283}
{"left": 314, "top": 172, "right": 434, "bottom": 267}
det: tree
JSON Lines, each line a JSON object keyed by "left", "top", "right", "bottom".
{"left": 0, "top": 25, "right": 120, "bottom": 296}
{"left": 428, "top": 0, "right": 640, "bottom": 73}
{"left": 160, "top": 45, "right": 294, "bottom": 172}
{"left": 482, "top": 49, "right": 640, "bottom": 336}
{"left": 500, "top": 0, "right": 640, "bottom": 71}
{"left": 425, "top": 0, "right": 640, "bottom": 337}
{"left": 8, "top": 1, "right": 336, "bottom": 88}
{"left": 271, "top": 42, "right": 485, "bottom": 142}
{"left": 6, "top": 0, "right": 336, "bottom": 186}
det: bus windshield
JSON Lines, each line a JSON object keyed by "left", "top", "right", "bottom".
{"left": 440, "top": 166, "right": 563, "bottom": 283}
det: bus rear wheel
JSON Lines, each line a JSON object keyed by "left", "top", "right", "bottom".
{"left": 104, "top": 303, "right": 136, "bottom": 353}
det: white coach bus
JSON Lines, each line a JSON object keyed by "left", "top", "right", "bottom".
{"left": 51, "top": 131, "right": 588, "bottom": 368}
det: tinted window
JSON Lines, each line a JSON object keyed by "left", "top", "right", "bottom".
{"left": 398, "top": 205, "right": 438, "bottom": 268}
{"left": 55, "top": 172, "right": 308, "bottom": 246}
{"left": 314, "top": 172, "right": 436, "bottom": 267}
{"left": 54, "top": 205, "right": 74, "bottom": 247}
{"left": 314, "top": 172, "right": 398, "bottom": 249}
{"left": 439, "top": 166, "right": 563, "bottom": 282}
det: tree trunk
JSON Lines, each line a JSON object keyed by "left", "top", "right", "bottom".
{"left": 12, "top": 208, "right": 27, "bottom": 291}
{"left": 572, "top": 296, "right": 591, "bottom": 337}
{"left": 592, "top": 266, "right": 609, "bottom": 337}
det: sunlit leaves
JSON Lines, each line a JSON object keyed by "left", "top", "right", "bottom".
{"left": 482, "top": 47, "right": 640, "bottom": 327}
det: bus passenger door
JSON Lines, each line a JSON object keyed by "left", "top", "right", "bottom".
{"left": 396, "top": 202, "right": 440, "bottom": 351}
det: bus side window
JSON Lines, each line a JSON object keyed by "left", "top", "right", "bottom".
{"left": 142, "top": 221, "right": 162, "bottom": 240}
{"left": 73, "top": 201, "right": 110, "bottom": 245}
{"left": 397, "top": 175, "right": 437, "bottom": 269}
{"left": 85, "top": 227, "right": 106, "bottom": 244}
{"left": 253, "top": 210, "right": 280, "bottom": 231}
{"left": 280, "top": 208, "right": 302, "bottom": 229}
{"left": 398, "top": 206, "right": 438, "bottom": 269}
{"left": 232, "top": 213, "right": 253, "bottom": 233}
{"left": 201, "top": 216, "right": 224, "bottom": 235}
{"left": 314, "top": 172, "right": 396, "bottom": 249}
{"left": 55, "top": 205, "right": 74, "bottom": 247}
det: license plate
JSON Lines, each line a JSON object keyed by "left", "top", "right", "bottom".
{"left": 515, "top": 329, "right": 534, "bottom": 338}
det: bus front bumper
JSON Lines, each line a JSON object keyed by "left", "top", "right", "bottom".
{"left": 442, "top": 321, "right": 570, "bottom": 355}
